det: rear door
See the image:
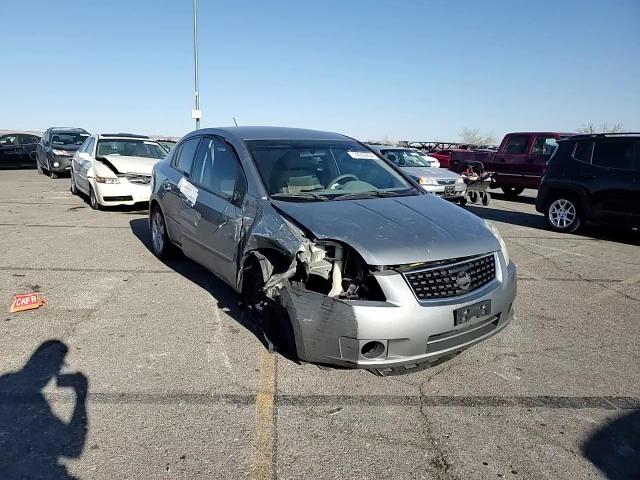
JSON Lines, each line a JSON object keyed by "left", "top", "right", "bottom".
{"left": 0, "top": 134, "right": 20, "bottom": 168}
{"left": 162, "top": 137, "right": 201, "bottom": 243}
{"left": 589, "top": 138, "right": 638, "bottom": 223}
{"left": 180, "top": 136, "right": 246, "bottom": 287}
{"left": 18, "top": 135, "right": 39, "bottom": 167}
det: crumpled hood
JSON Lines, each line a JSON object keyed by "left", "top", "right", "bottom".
{"left": 400, "top": 166, "right": 460, "bottom": 180}
{"left": 271, "top": 194, "right": 499, "bottom": 265}
{"left": 100, "top": 155, "right": 160, "bottom": 175}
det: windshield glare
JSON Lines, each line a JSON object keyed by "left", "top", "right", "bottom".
{"left": 382, "top": 149, "right": 431, "bottom": 168}
{"left": 51, "top": 132, "right": 89, "bottom": 146}
{"left": 247, "top": 140, "right": 416, "bottom": 200}
{"left": 96, "top": 140, "right": 166, "bottom": 159}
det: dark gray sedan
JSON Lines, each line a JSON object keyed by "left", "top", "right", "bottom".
{"left": 148, "top": 127, "right": 516, "bottom": 373}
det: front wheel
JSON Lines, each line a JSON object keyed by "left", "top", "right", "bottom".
{"left": 501, "top": 186, "right": 524, "bottom": 197}
{"left": 70, "top": 172, "right": 77, "bottom": 195}
{"left": 150, "top": 207, "right": 173, "bottom": 259}
{"left": 545, "top": 196, "right": 582, "bottom": 233}
{"left": 89, "top": 186, "right": 101, "bottom": 210}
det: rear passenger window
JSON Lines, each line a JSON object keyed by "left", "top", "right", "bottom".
{"left": 504, "top": 135, "right": 530, "bottom": 154}
{"left": 572, "top": 141, "right": 593, "bottom": 163}
{"left": 191, "top": 137, "right": 244, "bottom": 201}
{"left": 173, "top": 137, "right": 200, "bottom": 175}
{"left": 592, "top": 140, "right": 635, "bottom": 170}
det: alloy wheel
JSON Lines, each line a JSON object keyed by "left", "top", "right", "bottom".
{"left": 151, "top": 210, "right": 165, "bottom": 255}
{"left": 548, "top": 198, "right": 576, "bottom": 229}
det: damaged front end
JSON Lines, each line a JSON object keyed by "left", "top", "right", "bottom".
{"left": 239, "top": 200, "right": 387, "bottom": 366}
{"left": 238, "top": 199, "right": 516, "bottom": 370}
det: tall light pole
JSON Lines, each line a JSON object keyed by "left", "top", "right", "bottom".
{"left": 192, "top": 0, "right": 201, "bottom": 129}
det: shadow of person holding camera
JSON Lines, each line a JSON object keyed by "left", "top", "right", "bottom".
{"left": 0, "top": 340, "right": 88, "bottom": 479}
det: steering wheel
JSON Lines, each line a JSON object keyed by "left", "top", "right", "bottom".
{"left": 328, "top": 174, "right": 359, "bottom": 189}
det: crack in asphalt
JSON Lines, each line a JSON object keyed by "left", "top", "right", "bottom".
{"left": 510, "top": 239, "right": 640, "bottom": 303}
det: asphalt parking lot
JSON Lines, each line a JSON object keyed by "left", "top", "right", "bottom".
{"left": 1, "top": 170, "right": 639, "bottom": 479}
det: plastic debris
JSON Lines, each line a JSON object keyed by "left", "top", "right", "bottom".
{"left": 9, "top": 293, "right": 47, "bottom": 313}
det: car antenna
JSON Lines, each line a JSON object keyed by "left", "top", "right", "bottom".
{"left": 233, "top": 117, "right": 238, "bottom": 126}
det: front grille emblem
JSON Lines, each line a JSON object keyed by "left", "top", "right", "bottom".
{"left": 456, "top": 270, "right": 472, "bottom": 290}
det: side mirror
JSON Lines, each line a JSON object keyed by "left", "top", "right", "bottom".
{"left": 78, "top": 152, "right": 91, "bottom": 161}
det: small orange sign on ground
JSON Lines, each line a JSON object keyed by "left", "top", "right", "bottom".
{"left": 9, "top": 293, "right": 47, "bottom": 313}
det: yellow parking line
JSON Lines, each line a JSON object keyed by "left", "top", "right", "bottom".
{"left": 251, "top": 350, "right": 277, "bottom": 480}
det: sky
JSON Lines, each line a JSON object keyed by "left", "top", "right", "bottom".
{"left": 1, "top": 0, "right": 639, "bottom": 141}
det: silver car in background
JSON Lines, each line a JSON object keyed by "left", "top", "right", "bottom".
{"left": 149, "top": 127, "right": 516, "bottom": 373}
{"left": 369, "top": 145, "right": 467, "bottom": 204}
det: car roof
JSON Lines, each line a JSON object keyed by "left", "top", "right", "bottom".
{"left": 98, "top": 133, "right": 151, "bottom": 140}
{"left": 367, "top": 144, "right": 415, "bottom": 151}
{"left": 559, "top": 132, "right": 640, "bottom": 141}
{"left": 49, "top": 127, "right": 88, "bottom": 133}
{"left": 191, "top": 126, "right": 353, "bottom": 142}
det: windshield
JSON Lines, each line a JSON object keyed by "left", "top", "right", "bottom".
{"left": 51, "top": 132, "right": 89, "bottom": 147}
{"left": 247, "top": 140, "right": 417, "bottom": 200}
{"left": 381, "top": 149, "right": 431, "bottom": 167}
{"left": 96, "top": 139, "right": 166, "bottom": 159}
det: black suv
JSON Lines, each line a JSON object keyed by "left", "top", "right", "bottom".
{"left": 36, "top": 127, "right": 90, "bottom": 178}
{"left": 536, "top": 133, "right": 640, "bottom": 232}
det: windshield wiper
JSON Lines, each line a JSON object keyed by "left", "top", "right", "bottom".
{"left": 270, "top": 192, "right": 330, "bottom": 201}
{"left": 335, "top": 189, "right": 417, "bottom": 201}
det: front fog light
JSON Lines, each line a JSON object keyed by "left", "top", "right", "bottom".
{"left": 53, "top": 162, "right": 60, "bottom": 167}
{"left": 95, "top": 176, "right": 120, "bottom": 184}
{"left": 485, "top": 220, "right": 510, "bottom": 265}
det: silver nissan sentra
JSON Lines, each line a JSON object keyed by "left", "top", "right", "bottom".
{"left": 149, "top": 127, "right": 517, "bottom": 373}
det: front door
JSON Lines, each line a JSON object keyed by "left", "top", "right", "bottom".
{"left": 180, "top": 136, "right": 246, "bottom": 287}
{"left": 494, "top": 134, "right": 534, "bottom": 188}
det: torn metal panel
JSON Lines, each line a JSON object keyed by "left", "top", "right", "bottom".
{"left": 278, "top": 284, "right": 358, "bottom": 364}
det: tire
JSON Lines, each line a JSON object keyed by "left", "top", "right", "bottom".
{"left": 242, "top": 258, "right": 297, "bottom": 359}
{"left": 469, "top": 191, "right": 479, "bottom": 203}
{"left": 89, "top": 185, "right": 101, "bottom": 210}
{"left": 545, "top": 196, "right": 582, "bottom": 233}
{"left": 501, "top": 186, "right": 524, "bottom": 197}
{"left": 458, "top": 197, "right": 467, "bottom": 206}
{"left": 150, "top": 207, "right": 173, "bottom": 259}
{"left": 482, "top": 192, "right": 491, "bottom": 206}
{"left": 70, "top": 172, "right": 77, "bottom": 195}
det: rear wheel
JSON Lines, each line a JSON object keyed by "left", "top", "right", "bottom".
{"left": 545, "top": 196, "right": 582, "bottom": 233}
{"left": 501, "top": 186, "right": 524, "bottom": 197}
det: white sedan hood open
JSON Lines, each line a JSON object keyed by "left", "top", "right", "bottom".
{"left": 99, "top": 155, "right": 161, "bottom": 175}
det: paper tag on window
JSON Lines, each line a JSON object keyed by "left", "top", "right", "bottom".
{"left": 347, "top": 151, "right": 377, "bottom": 160}
{"left": 178, "top": 177, "right": 198, "bottom": 206}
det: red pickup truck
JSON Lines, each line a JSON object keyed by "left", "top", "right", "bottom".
{"left": 450, "top": 132, "right": 575, "bottom": 197}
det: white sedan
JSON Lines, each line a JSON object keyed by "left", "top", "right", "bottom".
{"left": 70, "top": 134, "right": 166, "bottom": 209}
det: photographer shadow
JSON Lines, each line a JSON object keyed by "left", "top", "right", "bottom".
{"left": 0, "top": 340, "right": 88, "bottom": 480}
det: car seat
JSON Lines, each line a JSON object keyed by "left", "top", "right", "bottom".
{"left": 270, "top": 151, "right": 323, "bottom": 194}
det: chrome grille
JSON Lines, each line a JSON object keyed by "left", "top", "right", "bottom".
{"left": 403, "top": 254, "right": 496, "bottom": 300}
{"left": 124, "top": 173, "right": 151, "bottom": 185}
{"left": 436, "top": 179, "right": 456, "bottom": 185}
